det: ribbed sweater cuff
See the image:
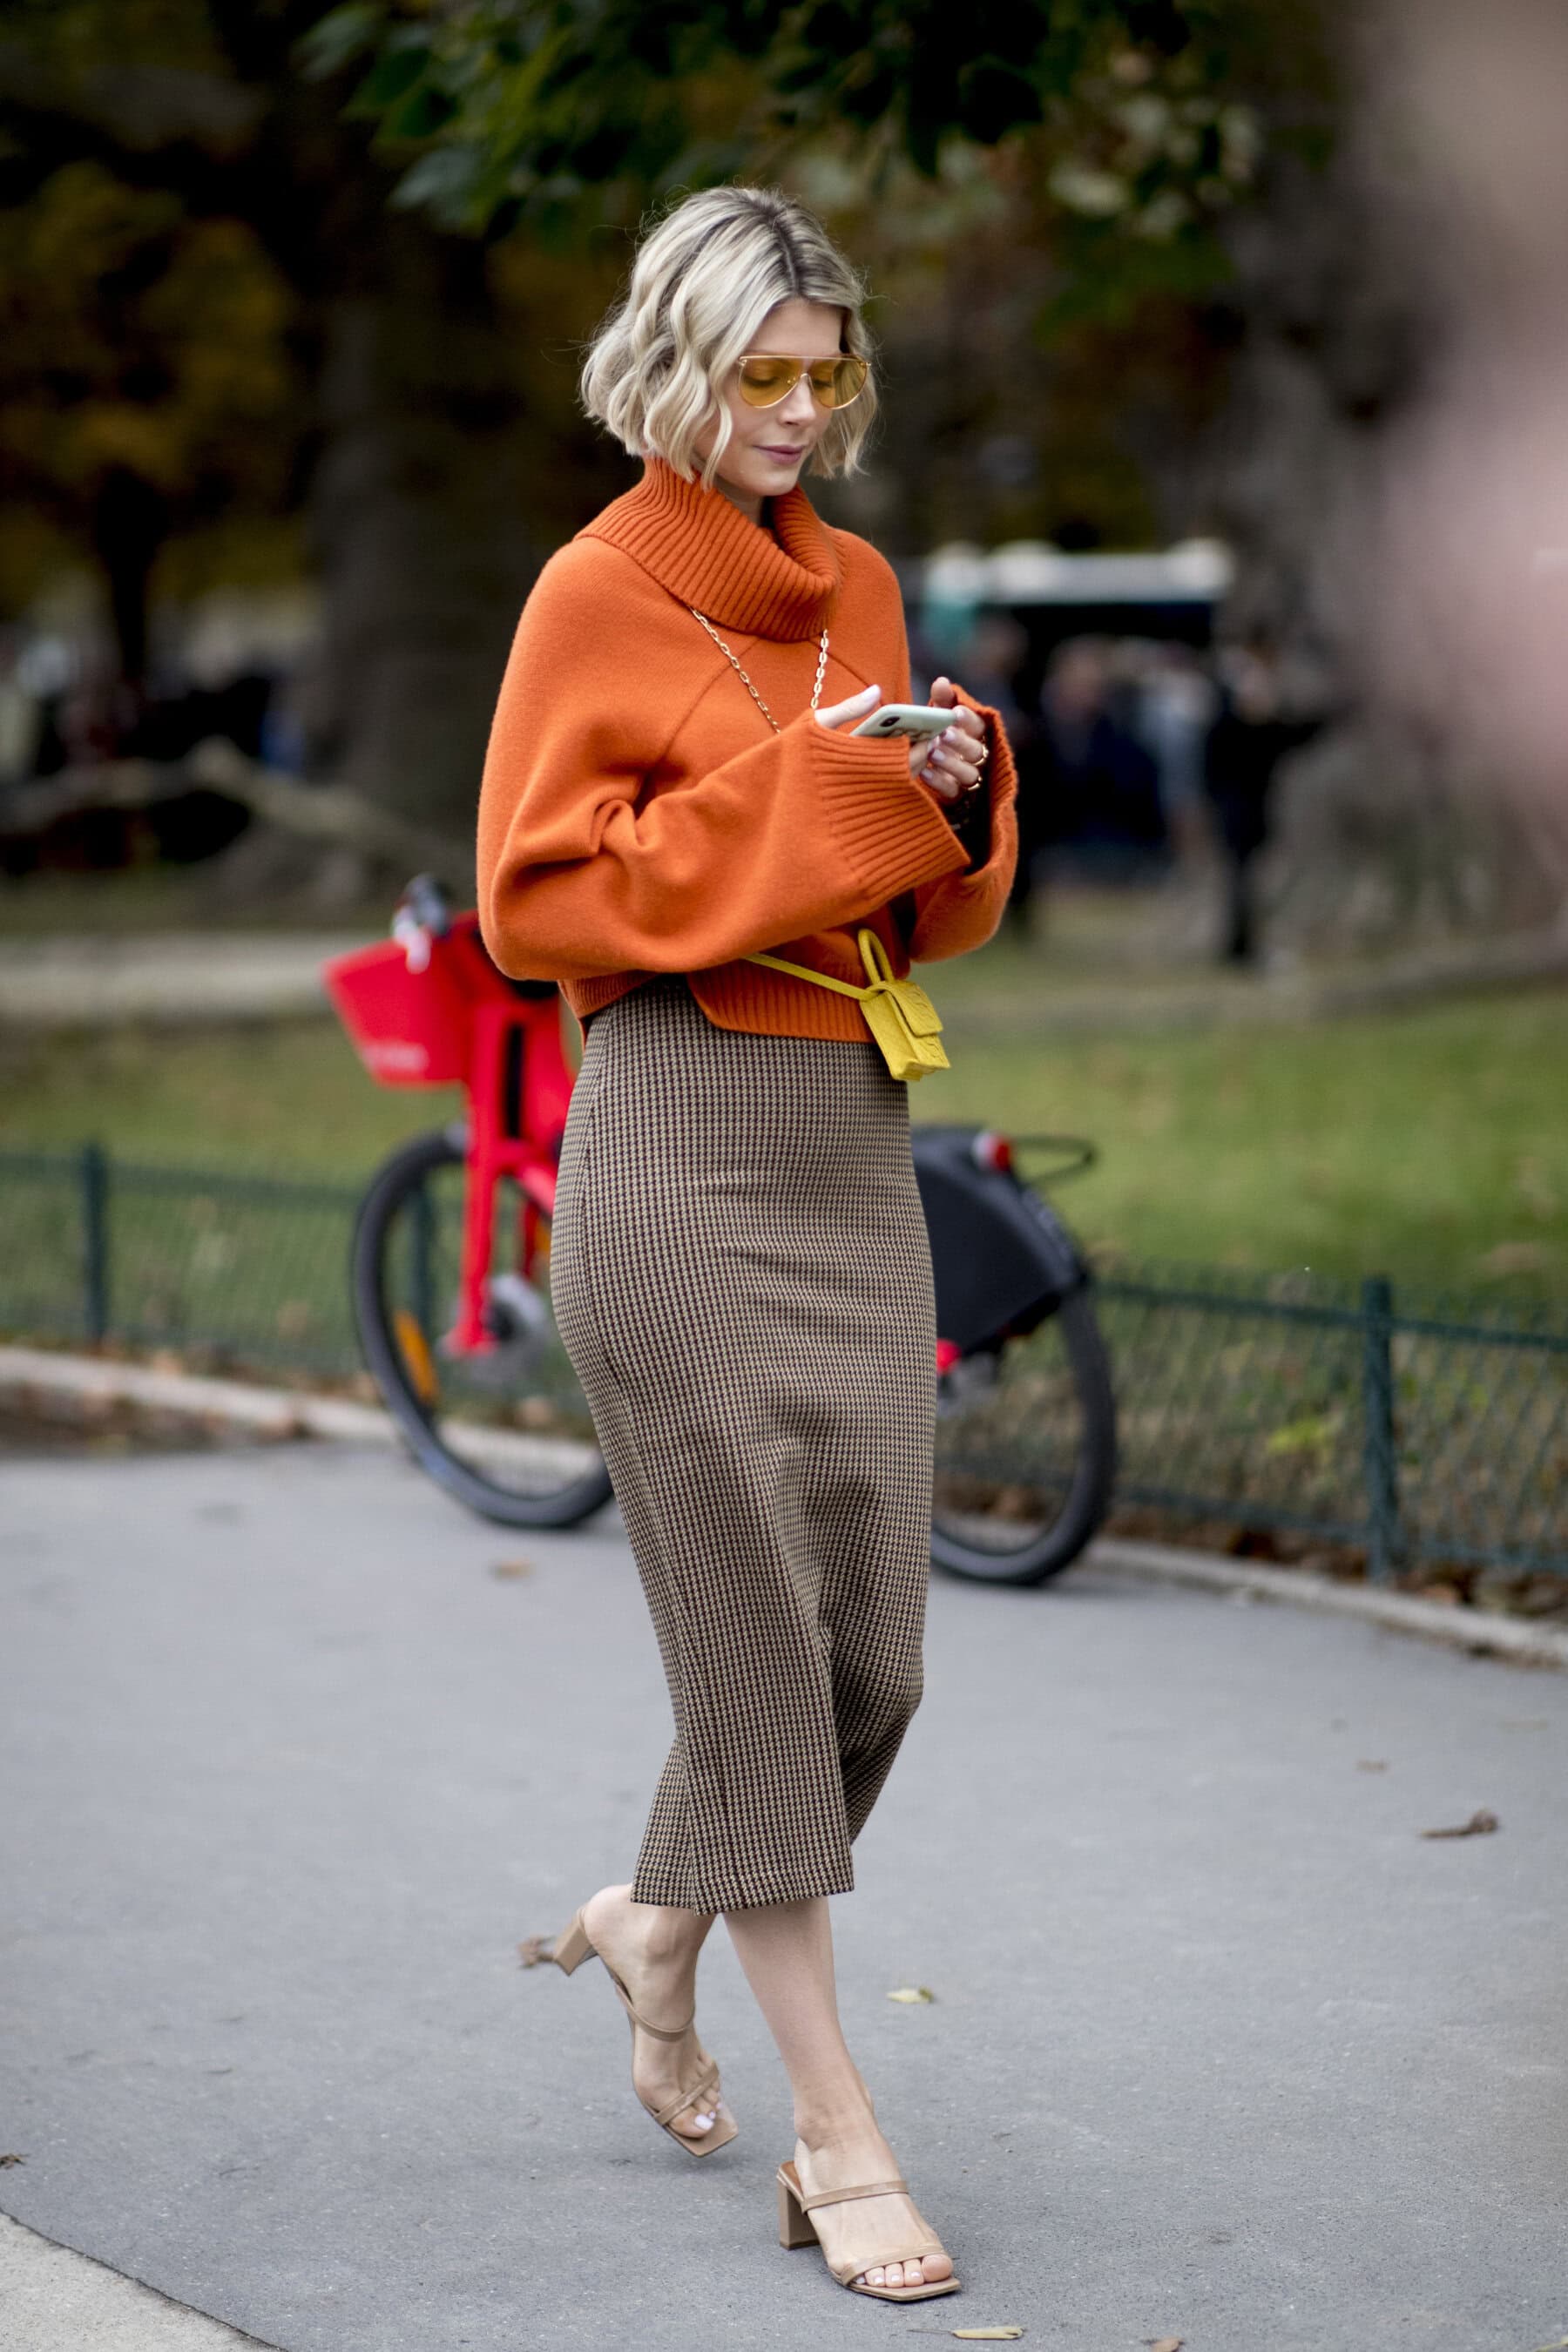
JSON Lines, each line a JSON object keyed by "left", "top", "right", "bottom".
{"left": 811, "top": 721, "right": 970, "bottom": 903}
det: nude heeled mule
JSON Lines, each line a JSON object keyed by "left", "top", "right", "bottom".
{"left": 544, "top": 1907, "right": 738, "bottom": 2158}
{"left": 775, "top": 2159, "right": 960, "bottom": 2302}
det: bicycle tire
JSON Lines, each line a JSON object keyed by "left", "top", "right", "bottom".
{"left": 351, "top": 1127, "right": 613, "bottom": 1529}
{"left": 929, "top": 1286, "right": 1118, "bottom": 1585}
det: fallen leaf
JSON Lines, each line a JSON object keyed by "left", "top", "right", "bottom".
{"left": 886, "top": 1985, "right": 936, "bottom": 2004}
{"left": 491, "top": 1558, "right": 535, "bottom": 1579}
{"left": 1356, "top": 1759, "right": 1389, "bottom": 1773}
{"left": 1264, "top": 1413, "right": 1340, "bottom": 1457}
{"left": 1531, "top": 2338, "right": 1568, "bottom": 2351}
{"left": 1478, "top": 1240, "right": 1556, "bottom": 1278}
{"left": 951, "top": 2332, "right": 1024, "bottom": 2342}
{"left": 1420, "top": 1808, "right": 1499, "bottom": 1840}
{"left": 1148, "top": 2339, "right": 1184, "bottom": 2352}
{"left": 0, "top": 2153, "right": 24, "bottom": 2166}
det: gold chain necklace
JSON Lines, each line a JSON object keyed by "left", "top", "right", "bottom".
{"left": 690, "top": 608, "right": 829, "bottom": 733}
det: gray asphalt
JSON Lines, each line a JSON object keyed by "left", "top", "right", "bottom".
{"left": 3, "top": 1441, "right": 1565, "bottom": 2352}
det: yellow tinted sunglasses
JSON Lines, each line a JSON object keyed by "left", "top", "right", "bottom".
{"left": 735, "top": 352, "right": 870, "bottom": 411}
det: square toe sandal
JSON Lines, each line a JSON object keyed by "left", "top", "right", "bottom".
{"left": 539, "top": 1907, "right": 738, "bottom": 2158}
{"left": 776, "top": 2158, "right": 961, "bottom": 2302}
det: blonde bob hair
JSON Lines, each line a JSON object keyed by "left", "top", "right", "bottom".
{"left": 581, "top": 186, "right": 877, "bottom": 488}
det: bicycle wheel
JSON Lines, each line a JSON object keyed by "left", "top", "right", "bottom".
{"left": 929, "top": 1287, "right": 1117, "bottom": 1584}
{"left": 351, "top": 1127, "right": 612, "bottom": 1528}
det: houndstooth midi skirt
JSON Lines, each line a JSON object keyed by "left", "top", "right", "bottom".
{"left": 549, "top": 977, "right": 936, "bottom": 1912}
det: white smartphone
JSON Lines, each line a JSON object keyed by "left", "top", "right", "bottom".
{"left": 850, "top": 702, "right": 950, "bottom": 740}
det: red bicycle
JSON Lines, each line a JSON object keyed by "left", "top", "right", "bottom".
{"left": 325, "top": 878, "right": 1116, "bottom": 1581}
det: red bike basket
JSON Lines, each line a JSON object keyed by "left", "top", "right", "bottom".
{"left": 324, "top": 936, "right": 473, "bottom": 1085}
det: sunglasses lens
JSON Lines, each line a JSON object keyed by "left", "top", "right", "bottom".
{"left": 737, "top": 357, "right": 800, "bottom": 407}
{"left": 812, "top": 356, "right": 868, "bottom": 409}
{"left": 736, "top": 355, "right": 870, "bottom": 409}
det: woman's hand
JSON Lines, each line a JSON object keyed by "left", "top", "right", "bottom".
{"left": 912, "top": 678, "right": 987, "bottom": 803}
{"left": 814, "top": 679, "right": 990, "bottom": 807}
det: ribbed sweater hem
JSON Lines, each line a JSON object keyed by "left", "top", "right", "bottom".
{"left": 565, "top": 966, "right": 895, "bottom": 1041}
{"left": 810, "top": 717, "right": 970, "bottom": 908}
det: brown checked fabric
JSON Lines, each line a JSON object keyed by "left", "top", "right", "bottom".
{"left": 549, "top": 978, "right": 934, "bottom": 1911}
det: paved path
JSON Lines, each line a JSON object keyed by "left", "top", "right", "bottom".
{"left": 0, "top": 2212, "right": 275, "bottom": 2349}
{"left": 3, "top": 1443, "right": 1565, "bottom": 2351}
{"left": 0, "top": 932, "right": 362, "bottom": 1026}
{"left": 5, "top": 923, "right": 1565, "bottom": 1031}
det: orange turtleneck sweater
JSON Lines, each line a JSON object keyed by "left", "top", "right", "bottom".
{"left": 476, "top": 459, "right": 1019, "bottom": 1041}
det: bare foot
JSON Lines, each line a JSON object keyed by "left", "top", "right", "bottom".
{"left": 794, "top": 2107, "right": 955, "bottom": 2293}
{"left": 581, "top": 1884, "right": 723, "bottom": 2143}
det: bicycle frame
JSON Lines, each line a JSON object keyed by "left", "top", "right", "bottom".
{"left": 328, "top": 882, "right": 1113, "bottom": 1576}
{"left": 324, "top": 909, "right": 572, "bottom": 1356}
{"left": 326, "top": 886, "right": 1097, "bottom": 1368}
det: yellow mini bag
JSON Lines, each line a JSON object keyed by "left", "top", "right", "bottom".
{"left": 746, "top": 927, "right": 950, "bottom": 1083}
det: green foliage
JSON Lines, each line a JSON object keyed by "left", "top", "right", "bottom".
{"left": 296, "top": 0, "right": 1272, "bottom": 260}
{"left": 0, "top": 0, "right": 319, "bottom": 614}
{"left": 0, "top": 156, "right": 303, "bottom": 611}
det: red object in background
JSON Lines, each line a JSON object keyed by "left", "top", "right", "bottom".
{"left": 325, "top": 926, "right": 478, "bottom": 1085}
{"left": 326, "top": 897, "right": 999, "bottom": 1385}
{"left": 970, "top": 1130, "right": 1014, "bottom": 1174}
{"left": 323, "top": 912, "right": 573, "bottom": 1355}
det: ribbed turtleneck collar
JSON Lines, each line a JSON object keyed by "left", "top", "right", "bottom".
{"left": 579, "top": 458, "right": 841, "bottom": 641}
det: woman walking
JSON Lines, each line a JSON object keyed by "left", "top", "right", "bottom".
{"left": 476, "top": 185, "right": 1017, "bottom": 2303}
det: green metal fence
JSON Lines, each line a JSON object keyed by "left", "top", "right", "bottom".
{"left": 0, "top": 1145, "right": 364, "bottom": 1377}
{"left": 3, "top": 1143, "right": 1565, "bottom": 1578}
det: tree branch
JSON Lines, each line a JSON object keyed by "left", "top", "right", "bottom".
{"left": 2, "top": 740, "right": 468, "bottom": 882}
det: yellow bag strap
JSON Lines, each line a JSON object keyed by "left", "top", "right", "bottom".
{"left": 746, "top": 926, "right": 901, "bottom": 1003}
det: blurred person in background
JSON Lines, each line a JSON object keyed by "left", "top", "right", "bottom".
{"left": 1203, "top": 637, "right": 1326, "bottom": 965}
{"left": 1018, "top": 636, "right": 1164, "bottom": 921}
{"left": 476, "top": 186, "right": 1018, "bottom": 2307}
{"left": 0, "top": 628, "right": 44, "bottom": 794}
{"left": 1136, "top": 639, "right": 1218, "bottom": 869}
{"left": 953, "top": 611, "right": 1040, "bottom": 937}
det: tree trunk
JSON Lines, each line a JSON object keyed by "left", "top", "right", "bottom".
{"left": 1177, "top": 79, "right": 1566, "bottom": 957}
{"left": 293, "top": 219, "right": 537, "bottom": 844}
{"left": 91, "top": 463, "right": 168, "bottom": 697}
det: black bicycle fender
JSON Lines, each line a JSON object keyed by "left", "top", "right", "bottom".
{"left": 911, "top": 1125, "right": 1088, "bottom": 1355}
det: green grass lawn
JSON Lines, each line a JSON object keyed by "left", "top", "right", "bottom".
{"left": 2, "top": 961, "right": 1563, "bottom": 1294}
{"left": 923, "top": 987, "right": 1565, "bottom": 1290}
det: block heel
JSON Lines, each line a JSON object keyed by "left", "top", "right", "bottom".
{"left": 546, "top": 1908, "right": 594, "bottom": 1976}
{"left": 774, "top": 2159, "right": 960, "bottom": 2303}
{"left": 778, "top": 2171, "right": 818, "bottom": 2248}
{"left": 524, "top": 1896, "right": 739, "bottom": 2159}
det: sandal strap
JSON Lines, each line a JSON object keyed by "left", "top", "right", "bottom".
{"left": 601, "top": 1959, "right": 694, "bottom": 2042}
{"left": 651, "top": 2061, "right": 720, "bottom": 2131}
{"left": 797, "top": 2176, "right": 909, "bottom": 2215}
{"left": 625, "top": 2001, "right": 695, "bottom": 2042}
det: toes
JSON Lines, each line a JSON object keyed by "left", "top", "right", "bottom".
{"left": 862, "top": 2268, "right": 884, "bottom": 2288}
{"left": 922, "top": 2253, "right": 954, "bottom": 2281}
